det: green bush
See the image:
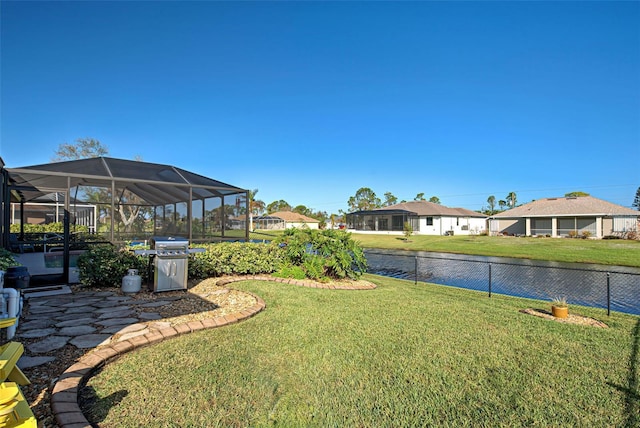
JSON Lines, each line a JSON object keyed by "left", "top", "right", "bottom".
{"left": 10, "top": 222, "right": 89, "bottom": 234}
{"left": 189, "top": 242, "right": 284, "bottom": 279}
{"left": 275, "top": 228, "right": 368, "bottom": 280}
{"left": 0, "top": 248, "right": 19, "bottom": 271}
{"left": 272, "top": 263, "right": 307, "bottom": 280}
{"left": 77, "top": 245, "right": 148, "bottom": 288}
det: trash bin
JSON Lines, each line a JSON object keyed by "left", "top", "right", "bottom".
{"left": 4, "top": 266, "right": 30, "bottom": 289}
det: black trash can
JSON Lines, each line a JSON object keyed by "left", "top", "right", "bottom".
{"left": 4, "top": 266, "right": 30, "bottom": 289}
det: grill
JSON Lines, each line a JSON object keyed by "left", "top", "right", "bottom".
{"left": 134, "top": 236, "right": 203, "bottom": 292}
{"left": 151, "top": 236, "right": 189, "bottom": 292}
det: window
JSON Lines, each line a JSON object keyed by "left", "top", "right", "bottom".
{"left": 426, "top": 217, "right": 433, "bottom": 226}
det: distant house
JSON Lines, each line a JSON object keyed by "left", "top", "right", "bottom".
{"left": 267, "top": 211, "right": 320, "bottom": 230}
{"left": 488, "top": 196, "right": 639, "bottom": 238}
{"left": 347, "top": 201, "right": 487, "bottom": 235}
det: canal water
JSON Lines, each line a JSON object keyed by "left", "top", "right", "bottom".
{"left": 364, "top": 249, "right": 640, "bottom": 316}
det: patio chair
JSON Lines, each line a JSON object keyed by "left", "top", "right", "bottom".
{"left": 8, "top": 234, "right": 34, "bottom": 254}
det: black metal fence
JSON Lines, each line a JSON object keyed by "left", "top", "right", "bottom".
{"left": 364, "top": 250, "right": 640, "bottom": 316}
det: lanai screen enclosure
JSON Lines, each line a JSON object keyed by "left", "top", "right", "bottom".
{"left": 2, "top": 157, "right": 249, "bottom": 247}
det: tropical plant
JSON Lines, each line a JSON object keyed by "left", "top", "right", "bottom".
{"left": 506, "top": 192, "right": 517, "bottom": 208}
{"left": 551, "top": 296, "right": 568, "bottom": 308}
{"left": 275, "top": 228, "right": 367, "bottom": 280}
{"left": 414, "top": 193, "right": 426, "bottom": 201}
{"left": 0, "top": 248, "right": 19, "bottom": 271}
{"left": 429, "top": 196, "right": 441, "bottom": 204}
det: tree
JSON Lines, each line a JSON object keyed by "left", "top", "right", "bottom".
{"left": 51, "top": 139, "right": 153, "bottom": 234}
{"left": 429, "top": 196, "right": 440, "bottom": 204}
{"left": 266, "top": 200, "right": 292, "bottom": 213}
{"left": 487, "top": 195, "right": 496, "bottom": 215}
{"left": 414, "top": 193, "right": 426, "bottom": 201}
{"left": 403, "top": 221, "right": 413, "bottom": 241}
{"left": 506, "top": 192, "right": 517, "bottom": 208}
{"left": 347, "top": 187, "right": 381, "bottom": 212}
{"left": 383, "top": 192, "right": 398, "bottom": 206}
{"left": 247, "top": 189, "right": 266, "bottom": 231}
{"left": 498, "top": 200, "right": 507, "bottom": 211}
{"left": 52, "top": 138, "right": 108, "bottom": 161}
{"left": 633, "top": 187, "right": 640, "bottom": 211}
{"left": 292, "top": 205, "right": 313, "bottom": 217}
{"left": 565, "top": 191, "right": 590, "bottom": 197}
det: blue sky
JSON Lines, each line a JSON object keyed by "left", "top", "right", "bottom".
{"left": 1, "top": 1, "right": 638, "bottom": 214}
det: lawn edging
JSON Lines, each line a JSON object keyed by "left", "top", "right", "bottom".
{"left": 217, "top": 274, "right": 377, "bottom": 290}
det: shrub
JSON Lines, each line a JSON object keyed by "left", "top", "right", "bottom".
{"left": 10, "top": 222, "right": 89, "bottom": 234}
{"left": 581, "top": 230, "right": 592, "bottom": 239}
{"left": 77, "top": 245, "right": 148, "bottom": 288}
{"left": 272, "top": 263, "right": 307, "bottom": 280}
{"left": 0, "top": 248, "right": 19, "bottom": 271}
{"left": 275, "top": 228, "right": 367, "bottom": 280}
{"left": 567, "top": 230, "right": 578, "bottom": 238}
{"left": 189, "top": 242, "right": 284, "bottom": 279}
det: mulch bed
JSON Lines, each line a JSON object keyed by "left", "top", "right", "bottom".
{"left": 520, "top": 308, "right": 608, "bottom": 328}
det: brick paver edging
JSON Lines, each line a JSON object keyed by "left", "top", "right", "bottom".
{"left": 50, "top": 276, "right": 374, "bottom": 428}
{"left": 217, "top": 275, "right": 377, "bottom": 290}
{"left": 50, "top": 291, "right": 266, "bottom": 428}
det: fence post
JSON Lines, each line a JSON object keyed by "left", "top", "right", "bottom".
{"left": 606, "top": 272, "right": 610, "bottom": 316}
{"left": 415, "top": 256, "right": 418, "bottom": 285}
{"left": 488, "top": 263, "right": 492, "bottom": 298}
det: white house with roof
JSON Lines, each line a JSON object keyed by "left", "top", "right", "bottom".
{"left": 488, "top": 196, "right": 639, "bottom": 238}
{"left": 346, "top": 201, "right": 487, "bottom": 236}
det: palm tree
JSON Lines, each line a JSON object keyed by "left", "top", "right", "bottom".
{"left": 498, "top": 200, "right": 507, "bottom": 211}
{"left": 506, "top": 192, "right": 517, "bottom": 208}
{"left": 247, "top": 189, "right": 262, "bottom": 231}
{"left": 487, "top": 195, "right": 496, "bottom": 215}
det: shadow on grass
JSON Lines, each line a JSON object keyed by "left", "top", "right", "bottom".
{"left": 78, "top": 384, "right": 128, "bottom": 427}
{"left": 608, "top": 318, "right": 640, "bottom": 428}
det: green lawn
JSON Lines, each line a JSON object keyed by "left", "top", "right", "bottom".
{"left": 350, "top": 234, "right": 640, "bottom": 268}
{"left": 83, "top": 275, "right": 639, "bottom": 427}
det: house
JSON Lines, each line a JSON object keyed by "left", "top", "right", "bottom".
{"left": 267, "top": 211, "right": 320, "bottom": 230}
{"left": 488, "top": 196, "right": 639, "bottom": 238}
{"left": 346, "top": 201, "right": 487, "bottom": 235}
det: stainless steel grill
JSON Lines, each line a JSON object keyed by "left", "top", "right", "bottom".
{"left": 134, "top": 236, "right": 204, "bottom": 292}
{"left": 150, "top": 236, "right": 189, "bottom": 292}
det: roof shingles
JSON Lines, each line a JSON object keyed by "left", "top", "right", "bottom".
{"left": 492, "top": 196, "right": 639, "bottom": 217}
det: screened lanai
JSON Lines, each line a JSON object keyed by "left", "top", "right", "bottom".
{"left": 2, "top": 156, "right": 249, "bottom": 249}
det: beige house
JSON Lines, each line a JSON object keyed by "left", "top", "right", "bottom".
{"left": 268, "top": 211, "right": 320, "bottom": 230}
{"left": 489, "top": 196, "right": 639, "bottom": 238}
